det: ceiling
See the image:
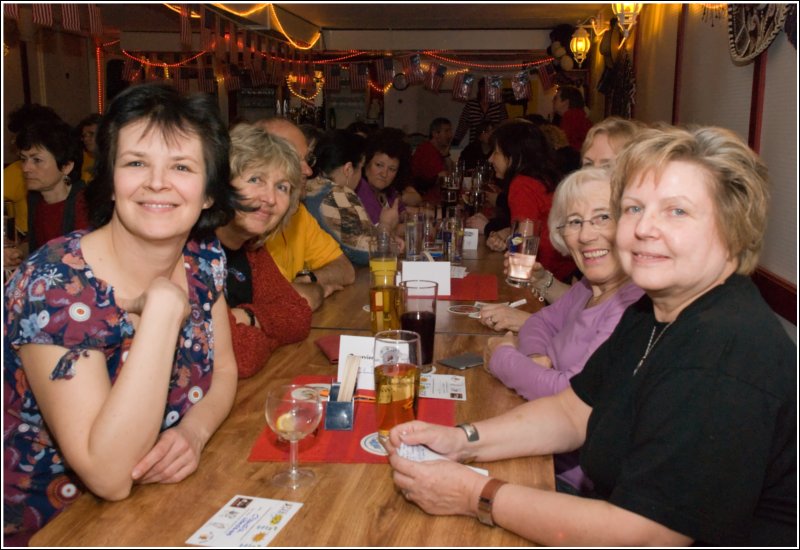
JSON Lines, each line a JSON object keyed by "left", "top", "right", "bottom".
{"left": 97, "top": 3, "right": 605, "bottom": 38}
{"left": 273, "top": 3, "right": 606, "bottom": 31}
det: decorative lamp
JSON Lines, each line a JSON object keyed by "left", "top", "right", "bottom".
{"left": 611, "top": 3, "right": 643, "bottom": 38}
{"left": 569, "top": 27, "right": 592, "bottom": 68}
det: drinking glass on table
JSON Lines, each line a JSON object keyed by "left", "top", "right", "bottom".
{"left": 399, "top": 280, "right": 438, "bottom": 371}
{"left": 370, "top": 269, "right": 401, "bottom": 334}
{"left": 369, "top": 224, "right": 398, "bottom": 273}
{"left": 403, "top": 210, "right": 423, "bottom": 261}
{"left": 506, "top": 218, "right": 542, "bottom": 288}
{"left": 373, "top": 330, "right": 422, "bottom": 442}
{"left": 265, "top": 384, "right": 324, "bottom": 489}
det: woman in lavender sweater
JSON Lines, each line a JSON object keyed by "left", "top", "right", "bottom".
{"left": 483, "top": 167, "right": 643, "bottom": 493}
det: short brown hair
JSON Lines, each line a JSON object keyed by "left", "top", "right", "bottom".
{"left": 611, "top": 125, "right": 769, "bottom": 275}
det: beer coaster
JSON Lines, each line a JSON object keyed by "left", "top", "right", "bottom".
{"left": 360, "top": 433, "right": 388, "bottom": 456}
{"left": 291, "top": 384, "right": 331, "bottom": 402}
{"left": 448, "top": 305, "right": 480, "bottom": 315}
{"left": 362, "top": 304, "right": 370, "bottom": 312}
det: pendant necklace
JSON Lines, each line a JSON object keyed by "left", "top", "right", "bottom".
{"left": 633, "top": 321, "right": 674, "bottom": 376}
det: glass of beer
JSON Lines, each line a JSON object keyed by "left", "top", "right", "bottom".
{"left": 399, "top": 280, "right": 438, "bottom": 371}
{"left": 373, "top": 330, "right": 422, "bottom": 441}
{"left": 369, "top": 224, "right": 398, "bottom": 273}
{"left": 370, "top": 270, "right": 400, "bottom": 334}
{"left": 506, "top": 218, "right": 542, "bottom": 287}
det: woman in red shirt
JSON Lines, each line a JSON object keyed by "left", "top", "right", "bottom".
{"left": 483, "top": 120, "right": 576, "bottom": 282}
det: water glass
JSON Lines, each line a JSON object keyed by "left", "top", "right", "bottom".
{"left": 506, "top": 218, "right": 542, "bottom": 287}
{"left": 403, "top": 211, "right": 423, "bottom": 261}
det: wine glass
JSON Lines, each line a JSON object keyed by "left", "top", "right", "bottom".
{"left": 373, "top": 330, "right": 422, "bottom": 443}
{"left": 264, "top": 384, "right": 323, "bottom": 489}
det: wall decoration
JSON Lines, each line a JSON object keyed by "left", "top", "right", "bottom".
{"left": 728, "top": 4, "right": 791, "bottom": 64}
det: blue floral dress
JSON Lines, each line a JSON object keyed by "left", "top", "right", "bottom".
{"left": 3, "top": 231, "right": 226, "bottom": 545}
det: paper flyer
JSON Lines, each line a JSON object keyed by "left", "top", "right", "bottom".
{"left": 186, "top": 495, "right": 302, "bottom": 547}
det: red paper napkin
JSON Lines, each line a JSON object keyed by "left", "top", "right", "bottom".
{"left": 439, "top": 273, "right": 498, "bottom": 301}
{"left": 248, "top": 375, "right": 456, "bottom": 464}
{"left": 314, "top": 334, "right": 340, "bottom": 364}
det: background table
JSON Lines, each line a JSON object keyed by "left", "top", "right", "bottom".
{"left": 31, "top": 245, "right": 552, "bottom": 547}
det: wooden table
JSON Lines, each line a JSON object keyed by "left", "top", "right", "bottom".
{"left": 31, "top": 245, "right": 553, "bottom": 547}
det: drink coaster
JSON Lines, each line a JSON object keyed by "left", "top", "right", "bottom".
{"left": 448, "top": 304, "right": 480, "bottom": 315}
{"left": 361, "top": 433, "right": 388, "bottom": 456}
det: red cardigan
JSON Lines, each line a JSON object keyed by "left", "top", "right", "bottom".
{"left": 508, "top": 174, "right": 576, "bottom": 281}
{"left": 227, "top": 247, "right": 312, "bottom": 378}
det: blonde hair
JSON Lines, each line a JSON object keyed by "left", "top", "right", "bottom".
{"left": 548, "top": 167, "right": 613, "bottom": 255}
{"left": 229, "top": 123, "right": 302, "bottom": 246}
{"left": 611, "top": 125, "right": 769, "bottom": 275}
{"left": 581, "top": 116, "right": 645, "bottom": 160}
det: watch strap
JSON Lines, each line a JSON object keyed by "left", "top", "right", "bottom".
{"left": 456, "top": 423, "right": 479, "bottom": 442}
{"left": 477, "top": 478, "right": 507, "bottom": 527}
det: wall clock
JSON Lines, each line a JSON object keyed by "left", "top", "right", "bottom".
{"left": 392, "top": 72, "right": 409, "bottom": 91}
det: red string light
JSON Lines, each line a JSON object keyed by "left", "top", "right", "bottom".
{"left": 367, "top": 78, "right": 393, "bottom": 94}
{"left": 96, "top": 45, "right": 104, "bottom": 113}
{"left": 122, "top": 49, "right": 207, "bottom": 67}
{"left": 423, "top": 50, "right": 553, "bottom": 69}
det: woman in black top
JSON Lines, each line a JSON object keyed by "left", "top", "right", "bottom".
{"left": 383, "top": 125, "right": 796, "bottom": 546}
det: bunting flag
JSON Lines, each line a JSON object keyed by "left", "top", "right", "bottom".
{"left": 201, "top": 6, "right": 214, "bottom": 50}
{"left": 228, "top": 22, "right": 238, "bottom": 59}
{"left": 180, "top": 5, "right": 191, "bottom": 49}
{"left": 401, "top": 54, "right": 424, "bottom": 84}
{"left": 61, "top": 4, "right": 80, "bottom": 32}
{"left": 226, "top": 63, "right": 241, "bottom": 91}
{"left": 32, "top": 5, "right": 53, "bottom": 27}
{"left": 88, "top": 4, "right": 103, "bottom": 36}
{"left": 424, "top": 62, "right": 446, "bottom": 93}
{"left": 375, "top": 57, "right": 395, "bottom": 86}
{"left": 349, "top": 64, "right": 367, "bottom": 90}
{"left": 198, "top": 54, "right": 215, "bottom": 93}
{"left": 4, "top": 4, "right": 20, "bottom": 21}
{"left": 323, "top": 64, "right": 340, "bottom": 92}
{"left": 174, "top": 52, "right": 190, "bottom": 94}
{"left": 537, "top": 63, "right": 556, "bottom": 91}
{"left": 122, "top": 56, "right": 140, "bottom": 82}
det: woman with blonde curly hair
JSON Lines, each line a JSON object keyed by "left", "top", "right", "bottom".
{"left": 215, "top": 123, "right": 312, "bottom": 378}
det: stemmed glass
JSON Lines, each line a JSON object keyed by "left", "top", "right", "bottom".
{"left": 265, "top": 384, "right": 323, "bottom": 489}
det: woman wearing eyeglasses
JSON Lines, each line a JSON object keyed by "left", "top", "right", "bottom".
{"left": 482, "top": 167, "right": 643, "bottom": 493}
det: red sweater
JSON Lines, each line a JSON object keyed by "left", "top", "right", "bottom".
{"left": 227, "top": 247, "right": 312, "bottom": 378}
{"left": 559, "top": 108, "right": 593, "bottom": 152}
{"left": 507, "top": 174, "right": 576, "bottom": 281}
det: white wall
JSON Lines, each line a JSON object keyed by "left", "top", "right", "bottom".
{"left": 758, "top": 30, "right": 797, "bottom": 283}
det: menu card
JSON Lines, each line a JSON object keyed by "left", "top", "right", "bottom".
{"left": 337, "top": 335, "right": 376, "bottom": 391}
{"left": 419, "top": 373, "right": 466, "bottom": 400}
{"left": 186, "top": 495, "right": 302, "bottom": 547}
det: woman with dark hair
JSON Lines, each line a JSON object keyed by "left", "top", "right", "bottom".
{"left": 15, "top": 118, "right": 90, "bottom": 253}
{"left": 305, "top": 129, "right": 375, "bottom": 266}
{"left": 471, "top": 119, "right": 575, "bottom": 281}
{"left": 3, "top": 83, "right": 238, "bottom": 545}
{"left": 355, "top": 128, "right": 412, "bottom": 231}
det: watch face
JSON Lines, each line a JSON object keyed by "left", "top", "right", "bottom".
{"left": 392, "top": 72, "right": 409, "bottom": 91}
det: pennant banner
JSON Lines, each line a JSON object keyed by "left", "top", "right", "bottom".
{"left": 4, "top": 4, "right": 20, "bottom": 21}
{"left": 349, "top": 64, "right": 367, "bottom": 91}
{"left": 324, "top": 64, "right": 340, "bottom": 92}
{"left": 375, "top": 57, "right": 394, "bottom": 86}
{"left": 180, "top": 5, "right": 191, "bottom": 49}
{"left": 88, "top": 4, "right": 103, "bottom": 36}
{"left": 32, "top": 5, "right": 53, "bottom": 27}
{"left": 61, "top": 4, "right": 81, "bottom": 32}
{"left": 424, "top": 62, "right": 446, "bottom": 93}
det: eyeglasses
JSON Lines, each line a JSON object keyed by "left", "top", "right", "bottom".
{"left": 557, "top": 213, "right": 613, "bottom": 235}
{"left": 305, "top": 152, "right": 317, "bottom": 168}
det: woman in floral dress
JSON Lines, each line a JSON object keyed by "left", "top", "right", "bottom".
{"left": 3, "top": 83, "right": 239, "bottom": 545}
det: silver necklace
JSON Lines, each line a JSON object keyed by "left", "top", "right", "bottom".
{"left": 633, "top": 322, "right": 674, "bottom": 376}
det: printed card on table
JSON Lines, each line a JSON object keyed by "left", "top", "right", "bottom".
{"left": 419, "top": 373, "right": 467, "bottom": 401}
{"left": 338, "top": 335, "right": 376, "bottom": 391}
{"left": 400, "top": 261, "right": 451, "bottom": 295}
{"left": 463, "top": 228, "right": 479, "bottom": 250}
{"left": 186, "top": 495, "right": 302, "bottom": 547}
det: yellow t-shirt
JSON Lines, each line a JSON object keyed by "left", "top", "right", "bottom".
{"left": 3, "top": 161, "right": 28, "bottom": 234}
{"left": 266, "top": 203, "right": 344, "bottom": 281}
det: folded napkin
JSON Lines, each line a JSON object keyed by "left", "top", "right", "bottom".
{"left": 248, "top": 375, "right": 456, "bottom": 465}
{"left": 314, "top": 334, "right": 340, "bottom": 364}
{"left": 439, "top": 273, "right": 498, "bottom": 301}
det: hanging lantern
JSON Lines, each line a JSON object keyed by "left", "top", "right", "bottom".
{"left": 569, "top": 27, "right": 592, "bottom": 68}
{"left": 611, "top": 3, "right": 643, "bottom": 38}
